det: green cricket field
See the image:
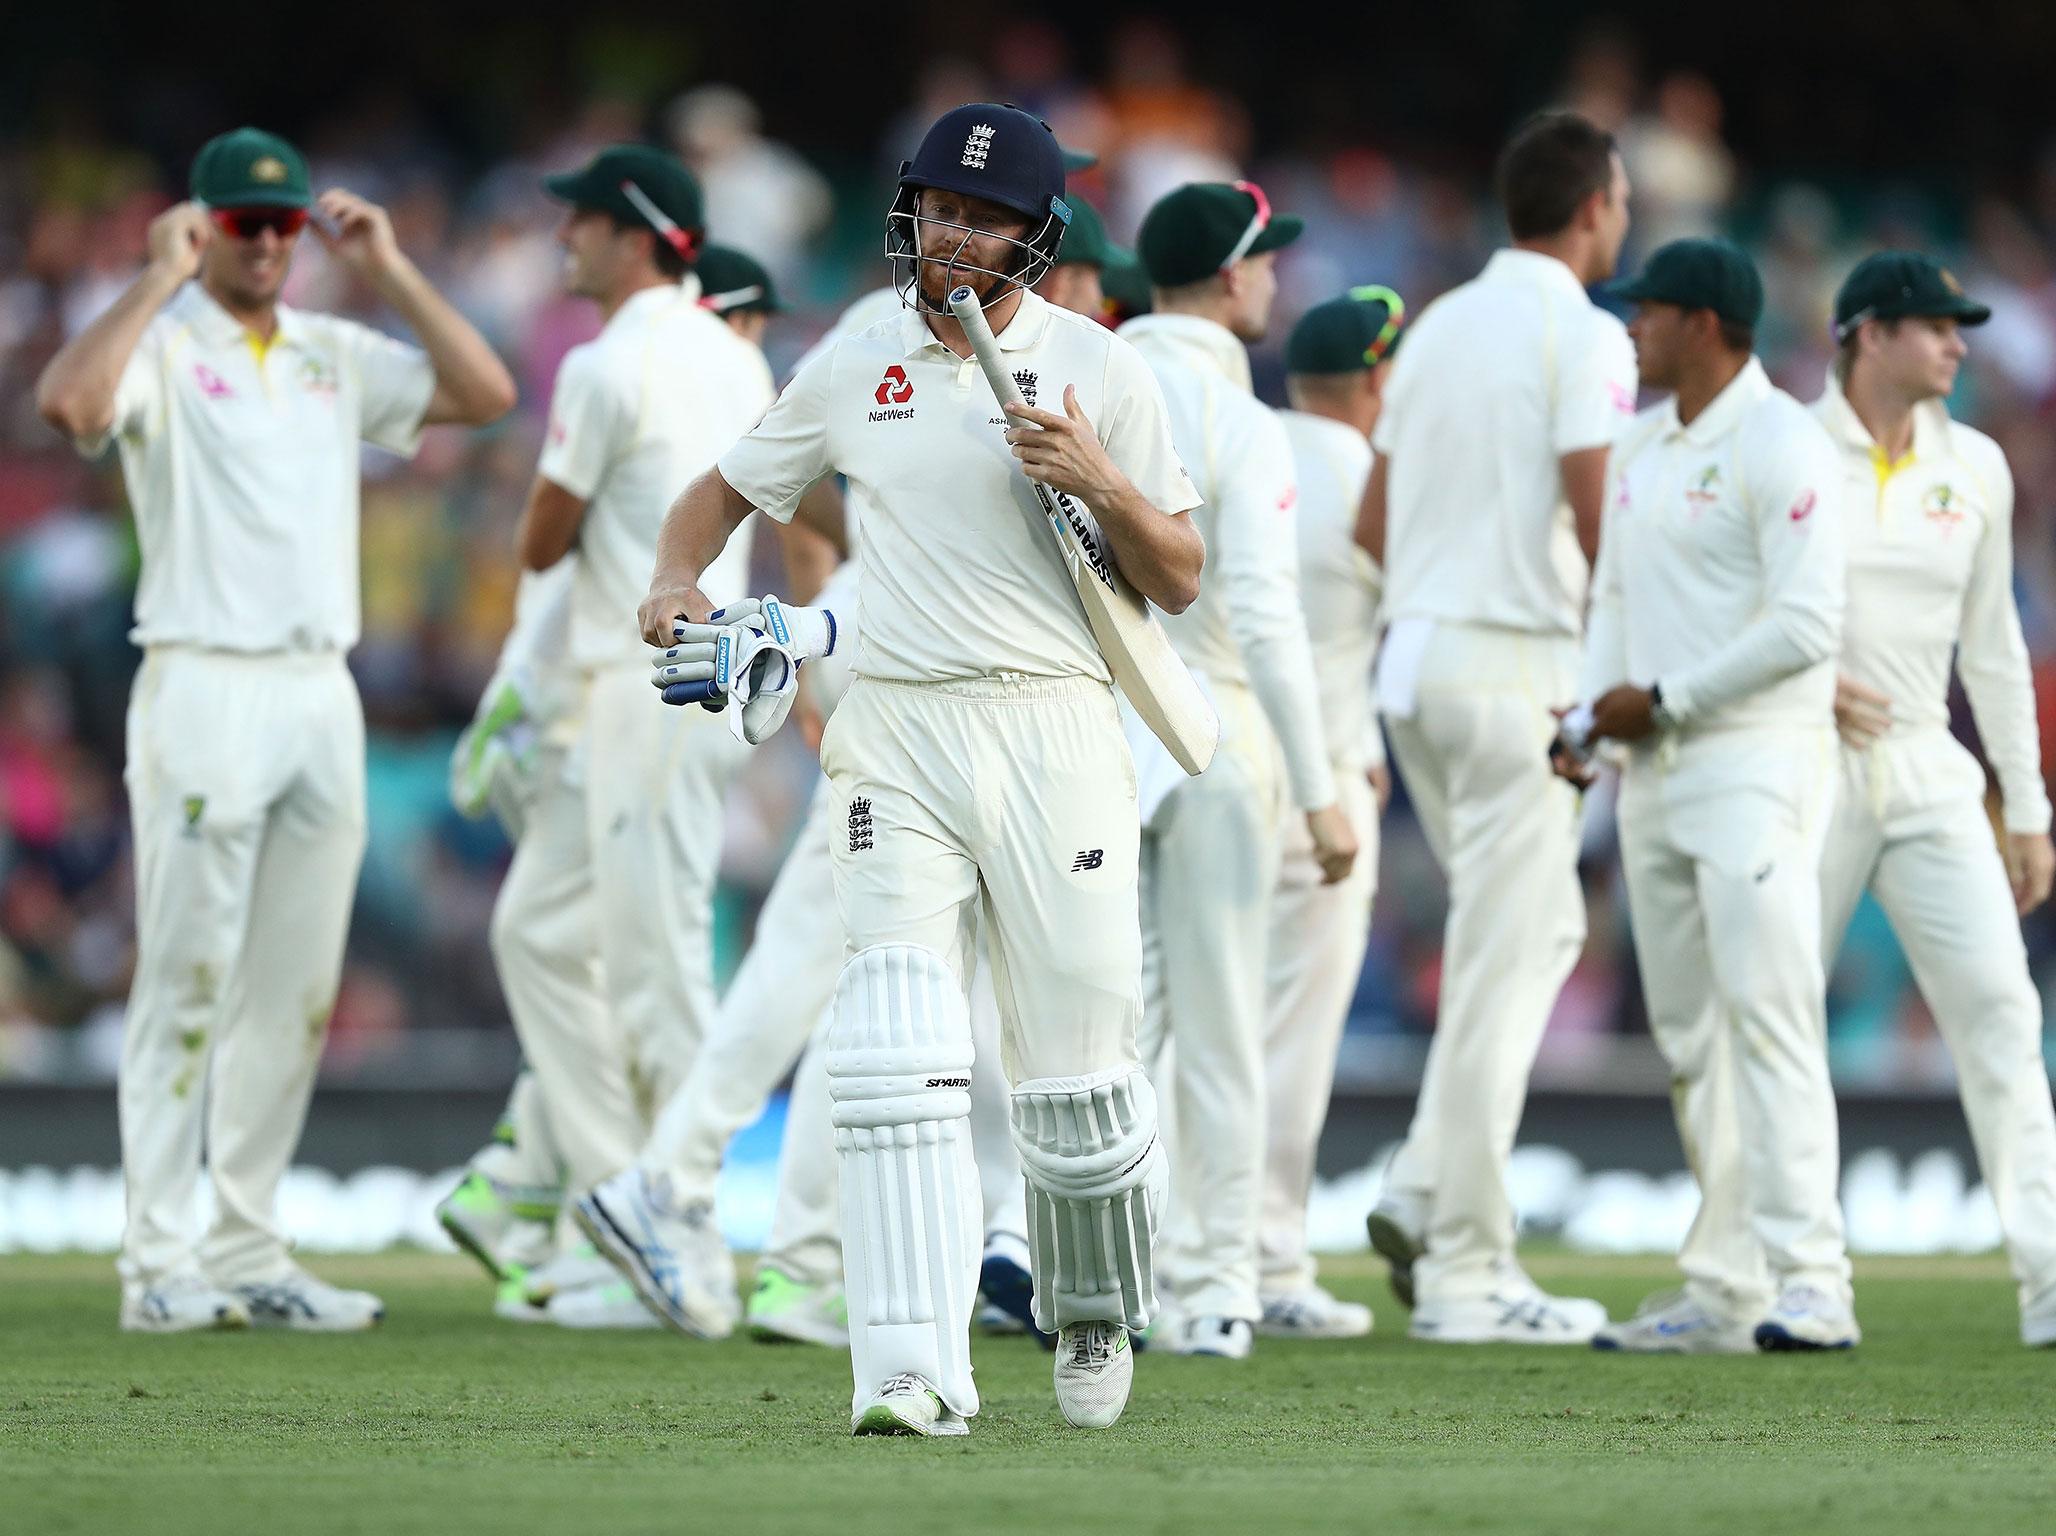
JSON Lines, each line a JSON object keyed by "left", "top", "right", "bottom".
{"left": 2, "top": 1252, "right": 2048, "bottom": 1535}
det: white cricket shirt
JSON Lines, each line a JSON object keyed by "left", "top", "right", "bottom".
{"left": 1375, "top": 248, "right": 1637, "bottom": 634}
{"left": 539, "top": 279, "right": 774, "bottom": 668}
{"left": 1812, "top": 376, "right": 2049, "bottom": 833}
{"left": 1583, "top": 357, "right": 1844, "bottom": 733}
{"left": 717, "top": 290, "right": 1198, "bottom": 684}
{"left": 83, "top": 282, "right": 435, "bottom": 652}
{"left": 1120, "top": 314, "right": 1335, "bottom": 810}
{"left": 1281, "top": 409, "right": 1384, "bottom": 774}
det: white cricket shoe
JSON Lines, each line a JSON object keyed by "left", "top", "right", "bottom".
{"left": 1053, "top": 1321, "right": 1134, "bottom": 1428}
{"left": 493, "top": 1270, "right": 549, "bottom": 1324}
{"left": 745, "top": 1268, "right": 849, "bottom": 1348}
{"left": 1754, "top": 1285, "right": 1860, "bottom": 1351}
{"left": 2022, "top": 1283, "right": 2056, "bottom": 1349}
{"left": 1365, "top": 1193, "right": 1426, "bottom": 1309}
{"left": 119, "top": 1273, "right": 251, "bottom": 1334}
{"left": 1496, "top": 1262, "right": 1609, "bottom": 1334}
{"left": 1411, "top": 1286, "right": 1602, "bottom": 1344}
{"left": 1258, "top": 1285, "right": 1374, "bottom": 1339}
{"left": 852, "top": 1373, "right": 970, "bottom": 1437}
{"left": 229, "top": 1266, "right": 384, "bottom": 1332}
{"left": 574, "top": 1168, "right": 738, "bottom": 1339}
{"left": 1592, "top": 1290, "right": 1755, "bottom": 1354}
{"left": 1154, "top": 1314, "right": 1254, "bottom": 1359}
{"left": 519, "top": 1245, "right": 617, "bottom": 1306}
{"left": 546, "top": 1279, "right": 661, "bottom": 1330}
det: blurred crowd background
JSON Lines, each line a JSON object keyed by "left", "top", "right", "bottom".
{"left": 6, "top": 4, "right": 2056, "bottom": 1091}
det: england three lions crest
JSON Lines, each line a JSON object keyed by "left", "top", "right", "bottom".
{"left": 1012, "top": 369, "right": 1038, "bottom": 408}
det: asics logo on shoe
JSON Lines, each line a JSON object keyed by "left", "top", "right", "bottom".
{"left": 1652, "top": 1317, "right": 1703, "bottom": 1337}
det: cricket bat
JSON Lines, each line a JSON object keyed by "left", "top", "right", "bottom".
{"left": 949, "top": 286, "right": 1218, "bottom": 776}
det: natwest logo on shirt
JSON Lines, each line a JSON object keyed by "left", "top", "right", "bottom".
{"left": 869, "top": 364, "right": 915, "bottom": 422}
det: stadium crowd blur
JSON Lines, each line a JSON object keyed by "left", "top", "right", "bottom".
{"left": 5, "top": 19, "right": 2056, "bottom": 1086}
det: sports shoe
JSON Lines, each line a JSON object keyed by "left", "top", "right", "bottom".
{"left": 1365, "top": 1194, "right": 1426, "bottom": 1309}
{"left": 2022, "top": 1282, "right": 2056, "bottom": 1349}
{"left": 545, "top": 1278, "right": 661, "bottom": 1329}
{"left": 519, "top": 1245, "right": 616, "bottom": 1306}
{"left": 436, "top": 1171, "right": 517, "bottom": 1281}
{"left": 1754, "top": 1284, "right": 1860, "bottom": 1351}
{"left": 1258, "top": 1285, "right": 1374, "bottom": 1339}
{"left": 1410, "top": 1286, "right": 1602, "bottom": 1344}
{"left": 1154, "top": 1314, "right": 1254, "bottom": 1359}
{"left": 229, "top": 1266, "right": 384, "bottom": 1332}
{"left": 493, "top": 1268, "right": 549, "bottom": 1324}
{"left": 574, "top": 1168, "right": 738, "bottom": 1339}
{"left": 119, "top": 1273, "right": 251, "bottom": 1334}
{"left": 852, "top": 1373, "right": 969, "bottom": 1437}
{"left": 746, "top": 1267, "right": 850, "bottom": 1348}
{"left": 978, "top": 1239, "right": 1055, "bottom": 1349}
{"left": 1053, "top": 1321, "right": 1133, "bottom": 1428}
{"left": 1495, "top": 1261, "right": 1609, "bottom": 1334}
{"left": 1592, "top": 1289, "right": 1754, "bottom": 1354}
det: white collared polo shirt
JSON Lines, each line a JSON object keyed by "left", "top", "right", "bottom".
{"left": 538, "top": 279, "right": 775, "bottom": 669}
{"left": 1375, "top": 247, "right": 1637, "bottom": 635}
{"left": 1813, "top": 376, "right": 2048, "bottom": 832}
{"left": 84, "top": 282, "right": 434, "bottom": 652}
{"left": 717, "top": 289, "right": 1198, "bottom": 684}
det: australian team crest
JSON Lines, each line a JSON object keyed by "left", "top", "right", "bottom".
{"left": 1684, "top": 463, "right": 1722, "bottom": 510}
{"left": 1922, "top": 481, "right": 1965, "bottom": 533}
{"left": 1012, "top": 369, "right": 1038, "bottom": 408}
{"left": 299, "top": 353, "right": 340, "bottom": 399}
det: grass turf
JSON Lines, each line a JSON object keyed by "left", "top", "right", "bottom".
{"left": 1, "top": 1252, "right": 2048, "bottom": 1535}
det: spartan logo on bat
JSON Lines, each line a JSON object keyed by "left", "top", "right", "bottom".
{"left": 847, "top": 796, "right": 874, "bottom": 853}
{"left": 1012, "top": 369, "right": 1038, "bottom": 407}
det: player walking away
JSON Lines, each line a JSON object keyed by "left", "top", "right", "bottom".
{"left": 1258, "top": 288, "right": 1403, "bottom": 1341}
{"left": 1119, "top": 181, "right": 1356, "bottom": 1359}
{"left": 1814, "top": 254, "right": 2055, "bottom": 1348}
{"left": 34, "top": 126, "right": 515, "bottom": 1333}
{"left": 580, "top": 226, "right": 1138, "bottom": 1351}
{"left": 1564, "top": 238, "right": 1858, "bottom": 1353}
{"left": 481, "top": 144, "right": 774, "bottom": 1331}
{"left": 1355, "top": 111, "right": 1634, "bottom": 1342}
{"left": 635, "top": 103, "right": 1202, "bottom": 1436}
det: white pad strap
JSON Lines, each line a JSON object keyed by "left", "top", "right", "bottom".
{"left": 826, "top": 943, "right": 981, "bottom": 1418}
{"left": 1011, "top": 1065, "right": 1165, "bottom": 1332}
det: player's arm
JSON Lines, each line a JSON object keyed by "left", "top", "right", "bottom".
{"left": 1352, "top": 452, "right": 1390, "bottom": 565}
{"left": 1556, "top": 319, "right": 1638, "bottom": 564}
{"left": 1560, "top": 447, "right": 1609, "bottom": 565}
{"left": 313, "top": 189, "right": 515, "bottom": 427}
{"left": 1005, "top": 386, "right": 1202, "bottom": 612}
{"left": 775, "top": 514, "right": 842, "bottom": 603}
{"left": 640, "top": 468, "right": 756, "bottom": 638}
{"left": 35, "top": 202, "right": 203, "bottom": 442}
{"left": 791, "top": 479, "right": 849, "bottom": 558}
{"left": 515, "top": 477, "right": 589, "bottom": 571}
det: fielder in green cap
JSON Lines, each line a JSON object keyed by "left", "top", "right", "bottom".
{"left": 1808, "top": 253, "right": 2056, "bottom": 1349}
{"left": 1561, "top": 232, "right": 1861, "bottom": 1354}
{"left": 694, "top": 243, "right": 784, "bottom": 346}
{"left": 33, "top": 125, "right": 514, "bottom": 1337}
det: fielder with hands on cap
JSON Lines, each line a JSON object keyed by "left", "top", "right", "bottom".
{"left": 1810, "top": 253, "right": 2056, "bottom": 1348}
{"left": 1256, "top": 287, "right": 1404, "bottom": 1341}
{"left": 1118, "top": 179, "right": 1355, "bottom": 1361}
{"left": 1356, "top": 112, "right": 1635, "bottom": 1342}
{"left": 640, "top": 103, "right": 1201, "bottom": 1437}
{"left": 34, "top": 126, "right": 515, "bottom": 1334}
{"left": 1563, "top": 238, "right": 1858, "bottom": 1354}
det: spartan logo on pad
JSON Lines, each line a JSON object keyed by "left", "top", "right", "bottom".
{"left": 868, "top": 366, "right": 914, "bottom": 422}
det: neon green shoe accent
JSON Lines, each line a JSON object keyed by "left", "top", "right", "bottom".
{"left": 749, "top": 1269, "right": 846, "bottom": 1325}
{"left": 854, "top": 1397, "right": 938, "bottom": 1436}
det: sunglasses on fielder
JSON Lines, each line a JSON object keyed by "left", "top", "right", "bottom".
{"left": 1219, "top": 179, "right": 1272, "bottom": 271}
{"left": 209, "top": 206, "right": 309, "bottom": 241}
{"left": 1349, "top": 283, "right": 1407, "bottom": 362}
{"left": 619, "top": 180, "right": 702, "bottom": 264}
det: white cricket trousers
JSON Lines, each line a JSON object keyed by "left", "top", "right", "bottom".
{"left": 1617, "top": 726, "right": 1852, "bottom": 1314}
{"left": 635, "top": 775, "right": 1027, "bottom": 1275}
{"left": 489, "top": 664, "right": 743, "bottom": 1196}
{"left": 1381, "top": 623, "right": 1586, "bottom": 1302}
{"left": 1138, "top": 682, "right": 1284, "bottom": 1322}
{"left": 1820, "top": 731, "right": 2056, "bottom": 1313}
{"left": 118, "top": 647, "right": 365, "bottom": 1286}
{"left": 1261, "top": 763, "right": 1380, "bottom": 1295}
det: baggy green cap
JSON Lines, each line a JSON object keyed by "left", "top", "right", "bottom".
{"left": 1286, "top": 284, "right": 1408, "bottom": 374}
{"left": 1834, "top": 251, "right": 1991, "bottom": 341}
{"left": 190, "top": 127, "right": 311, "bottom": 210}
{"left": 544, "top": 145, "right": 704, "bottom": 257}
{"left": 1137, "top": 181, "right": 1303, "bottom": 288}
{"left": 1608, "top": 237, "right": 1764, "bottom": 328}
{"left": 694, "top": 244, "right": 783, "bottom": 314}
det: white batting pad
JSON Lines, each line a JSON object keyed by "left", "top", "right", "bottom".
{"left": 1011, "top": 1066, "right": 1167, "bottom": 1332}
{"left": 827, "top": 943, "right": 981, "bottom": 1418}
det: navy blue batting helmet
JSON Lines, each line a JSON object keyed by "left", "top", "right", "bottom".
{"left": 887, "top": 103, "right": 1071, "bottom": 311}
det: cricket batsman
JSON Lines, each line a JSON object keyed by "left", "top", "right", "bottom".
{"left": 34, "top": 126, "right": 516, "bottom": 1332}
{"left": 1120, "top": 180, "right": 1356, "bottom": 1359}
{"left": 636, "top": 103, "right": 1202, "bottom": 1435}
{"left": 1567, "top": 238, "right": 1858, "bottom": 1353}
{"left": 1815, "top": 254, "right": 2054, "bottom": 1348}
{"left": 1356, "top": 112, "right": 1633, "bottom": 1340}
{"left": 1258, "top": 287, "right": 1404, "bottom": 1339}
